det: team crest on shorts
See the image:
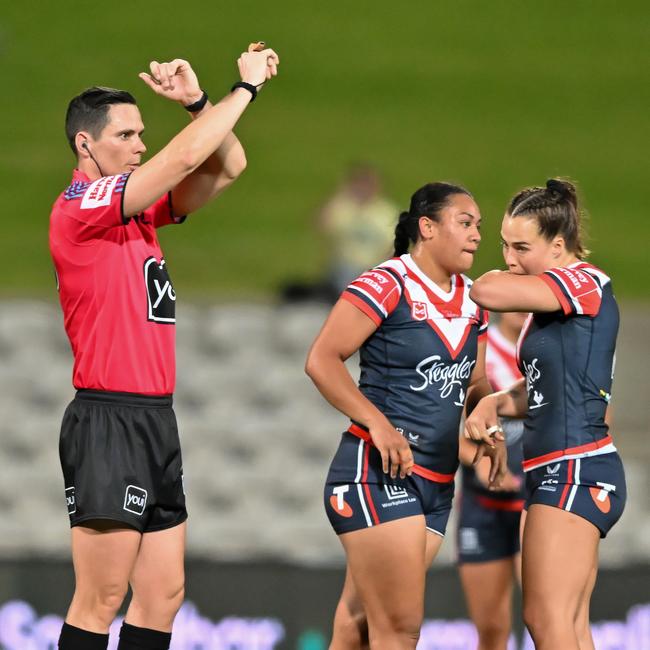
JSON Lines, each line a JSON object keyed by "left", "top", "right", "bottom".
{"left": 123, "top": 485, "right": 148, "bottom": 516}
{"left": 65, "top": 487, "right": 76, "bottom": 515}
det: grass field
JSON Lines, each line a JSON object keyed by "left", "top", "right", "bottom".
{"left": 1, "top": 1, "right": 648, "bottom": 298}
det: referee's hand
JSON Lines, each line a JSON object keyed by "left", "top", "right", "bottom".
{"left": 238, "top": 45, "right": 280, "bottom": 88}
{"left": 139, "top": 58, "right": 203, "bottom": 107}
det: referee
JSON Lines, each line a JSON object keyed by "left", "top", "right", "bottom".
{"left": 49, "top": 45, "right": 279, "bottom": 650}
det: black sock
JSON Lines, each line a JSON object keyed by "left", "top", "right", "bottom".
{"left": 58, "top": 622, "right": 109, "bottom": 650}
{"left": 117, "top": 622, "right": 172, "bottom": 650}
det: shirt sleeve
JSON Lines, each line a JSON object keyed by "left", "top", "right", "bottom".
{"left": 478, "top": 308, "right": 489, "bottom": 340}
{"left": 539, "top": 266, "right": 602, "bottom": 316}
{"left": 150, "top": 191, "right": 187, "bottom": 229}
{"left": 341, "top": 268, "right": 402, "bottom": 326}
{"left": 69, "top": 173, "right": 130, "bottom": 228}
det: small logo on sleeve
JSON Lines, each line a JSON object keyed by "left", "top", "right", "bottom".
{"left": 65, "top": 487, "right": 76, "bottom": 515}
{"left": 123, "top": 485, "right": 148, "bottom": 516}
{"left": 80, "top": 175, "right": 119, "bottom": 209}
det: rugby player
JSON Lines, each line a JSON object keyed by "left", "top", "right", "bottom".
{"left": 466, "top": 179, "right": 625, "bottom": 650}
{"left": 306, "top": 182, "right": 506, "bottom": 649}
{"left": 457, "top": 310, "right": 526, "bottom": 650}
{"left": 50, "top": 46, "right": 279, "bottom": 650}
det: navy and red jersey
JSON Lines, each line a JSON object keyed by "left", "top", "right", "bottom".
{"left": 49, "top": 170, "right": 186, "bottom": 395}
{"left": 341, "top": 254, "right": 488, "bottom": 479}
{"left": 518, "top": 262, "right": 619, "bottom": 471}
{"left": 461, "top": 324, "right": 525, "bottom": 509}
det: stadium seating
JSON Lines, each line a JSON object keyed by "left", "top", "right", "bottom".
{"left": 0, "top": 300, "right": 647, "bottom": 566}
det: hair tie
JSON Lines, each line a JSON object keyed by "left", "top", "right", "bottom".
{"left": 546, "top": 179, "right": 570, "bottom": 199}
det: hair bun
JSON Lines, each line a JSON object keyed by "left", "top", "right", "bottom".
{"left": 398, "top": 210, "right": 411, "bottom": 223}
{"left": 546, "top": 178, "right": 576, "bottom": 201}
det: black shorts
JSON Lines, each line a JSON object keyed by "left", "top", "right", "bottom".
{"left": 59, "top": 390, "right": 187, "bottom": 533}
{"left": 456, "top": 490, "right": 523, "bottom": 564}
{"left": 324, "top": 432, "right": 455, "bottom": 536}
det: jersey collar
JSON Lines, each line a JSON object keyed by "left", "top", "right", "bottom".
{"left": 72, "top": 168, "right": 92, "bottom": 183}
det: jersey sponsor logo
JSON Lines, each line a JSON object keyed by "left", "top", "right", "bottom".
{"left": 330, "top": 485, "right": 354, "bottom": 517}
{"left": 356, "top": 275, "right": 386, "bottom": 295}
{"left": 522, "top": 358, "right": 549, "bottom": 409}
{"left": 123, "top": 485, "right": 148, "bottom": 516}
{"left": 545, "top": 463, "right": 561, "bottom": 476}
{"left": 590, "top": 482, "right": 616, "bottom": 514}
{"left": 65, "top": 487, "right": 76, "bottom": 515}
{"left": 80, "top": 175, "right": 120, "bottom": 209}
{"left": 144, "top": 257, "right": 176, "bottom": 324}
{"left": 540, "top": 478, "right": 559, "bottom": 492}
{"left": 410, "top": 354, "right": 475, "bottom": 398}
{"left": 384, "top": 484, "right": 409, "bottom": 500}
{"left": 412, "top": 301, "right": 428, "bottom": 321}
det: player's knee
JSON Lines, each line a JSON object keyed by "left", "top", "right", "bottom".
{"left": 369, "top": 609, "right": 421, "bottom": 646}
{"left": 132, "top": 578, "right": 185, "bottom": 621}
{"left": 523, "top": 598, "right": 570, "bottom": 640}
{"left": 93, "top": 582, "right": 129, "bottom": 623}
{"left": 334, "top": 600, "right": 369, "bottom": 645}
{"left": 476, "top": 617, "right": 510, "bottom": 646}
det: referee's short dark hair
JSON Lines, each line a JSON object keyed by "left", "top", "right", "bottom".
{"left": 65, "top": 86, "right": 137, "bottom": 155}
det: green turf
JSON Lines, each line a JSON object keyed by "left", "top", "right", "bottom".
{"left": 1, "top": 1, "right": 648, "bottom": 298}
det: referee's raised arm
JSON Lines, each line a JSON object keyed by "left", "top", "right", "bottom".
{"left": 123, "top": 46, "right": 279, "bottom": 218}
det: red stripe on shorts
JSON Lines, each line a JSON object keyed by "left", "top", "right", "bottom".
{"left": 557, "top": 459, "right": 575, "bottom": 509}
{"left": 361, "top": 442, "right": 380, "bottom": 525}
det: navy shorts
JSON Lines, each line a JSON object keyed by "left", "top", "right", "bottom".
{"left": 456, "top": 490, "right": 523, "bottom": 563}
{"left": 59, "top": 390, "right": 187, "bottom": 533}
{"left": 324, "top": 432, "right": 455, "bottom": 536}
{"left": 525, "top": 451, "right": 626, "bottom": 538}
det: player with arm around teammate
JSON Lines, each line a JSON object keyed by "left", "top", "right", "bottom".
{"left": 50, "top": 45, "right": 279, "bottom": 650}
{"left": 306, "top": 182, "right": 506, "bottom": 650}
{"left": 465, "top": 179, "right": 626, "bottom": 650}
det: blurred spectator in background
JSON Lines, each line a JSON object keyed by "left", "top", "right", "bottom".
{"left": 281, "top": 164, "right": 397, "bottom": 302}
{"left": 318, "top": 164, "right": 397, "bottom": 297}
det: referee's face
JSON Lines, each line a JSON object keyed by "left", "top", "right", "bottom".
{"left": 90, "top": 104, "right": 146, "bottom": 177}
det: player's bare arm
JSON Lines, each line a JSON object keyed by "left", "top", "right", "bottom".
{"left": 305, "top": 299, "right": 414, "bottom": 479}
{"left": 122, "top": 46, "right": 279, "bottom": 218}
{"left": 465, "top": 376, "right": 528, "bottom": 444}
{"left": 461, "top": 340, "right": 508, "bottom": 487}
{"left": 470, "top": 270, "right": 561, "bottom": 313}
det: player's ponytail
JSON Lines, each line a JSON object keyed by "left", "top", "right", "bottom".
{"left": 393, "top": 212, "right": 412, "bottom": 256}
{"left": 508, "top": 178, "right": 589, "bottom": 259}
{"left": 393, "top": 182, "right": 472, "bottom": 257}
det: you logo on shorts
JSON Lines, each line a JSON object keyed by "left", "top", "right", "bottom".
{"left": 65, "top": 487, "right": 76, "bottom": 515}
{"left": 123, "top": 485, "right": 148, "bottom": 516}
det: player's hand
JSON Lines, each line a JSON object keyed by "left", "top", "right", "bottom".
{"left": 237, "top": 43, "right": 279, "bottom": 89}
{"left": 475, "top": 458, "right": 521, "bottom": 492}
{"left": 464, "top": 394, "right": 505, "bottom": 446}
{"left": 139, "top": 58, "right": 203, "bottom": 107}
{"left": 472, "top": 440, "right": 508, "bottom": 490}
{"left": 368, "top": 420, "right": 414, "bottom": 480}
